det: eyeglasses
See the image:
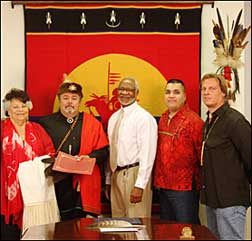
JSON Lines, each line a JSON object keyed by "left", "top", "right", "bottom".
{"left": 118, "top": 88, "right": 136, "bottom": 93}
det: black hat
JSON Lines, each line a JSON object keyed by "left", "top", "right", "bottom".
{"left": 57, "top": 82, "right": 83, "bottom": 99}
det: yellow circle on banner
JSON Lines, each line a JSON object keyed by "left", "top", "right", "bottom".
{"left": 53, "top": 53, "right": 167, "bottom": 117}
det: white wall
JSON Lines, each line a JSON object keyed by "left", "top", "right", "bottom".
{"left": 1, "top": 1, "right": 251, "bottom": 239}
{"left": 244, "top": 0, "right": 251, "bottom": 123}
{"left": 1, "top": 1, "right": 25, "bottom": 109}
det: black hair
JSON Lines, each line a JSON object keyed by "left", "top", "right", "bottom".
{"left": 167, "top": 79, "right": 185, "bottom": 87}
{"left": 4, "top": 88, "right": 31, "bottom": 103}
{"left": 166, "top": 79, "right": 185, "bottom": 92}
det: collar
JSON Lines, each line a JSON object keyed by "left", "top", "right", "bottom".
{"left": 166, "top": 103, "right": 190, "bottom": 119}
{"left": 58, "top": 111, "right": 82, "bottom": 123}
{"left": 121, "top": 101, "right": 138, "bottom": 116}
{"left": 206, "top": 102, "right": 229, "bottom": 118}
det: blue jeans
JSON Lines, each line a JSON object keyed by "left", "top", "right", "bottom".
{"left": 159, "top": 188, "right": 200, "bottom": 224}
{"left": 206, "top": 205, "right": 247, "bottom": 240}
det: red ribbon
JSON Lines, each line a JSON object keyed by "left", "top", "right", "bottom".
{"left": 223, "top": 66, "right": 232, "bottom": 88}
{"left": 224, "top": 66, "right": 232, "bottom": 80}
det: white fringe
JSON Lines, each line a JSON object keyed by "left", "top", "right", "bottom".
{"left": 22, "top": 199, "right": 60, "bottom": 234}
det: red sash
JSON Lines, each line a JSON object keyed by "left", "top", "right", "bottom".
{"left": 73, "top": 113, "right": 108, "bottom": 214}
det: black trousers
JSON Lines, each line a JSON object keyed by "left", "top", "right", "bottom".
{"left": 55, "top": 176, "right": 98, "bottom": 221}
{"left": 1, "top": 215, "right": 21, "bottom": 240}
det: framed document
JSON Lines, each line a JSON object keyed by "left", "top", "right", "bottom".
{"left": 52, "top": 151, "right": 96, "bottom": 175}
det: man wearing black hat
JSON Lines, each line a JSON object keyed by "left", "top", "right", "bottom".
{"left": 39, "top": 82, "right": 109, "bottom": 221}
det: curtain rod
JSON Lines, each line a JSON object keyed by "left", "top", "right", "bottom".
{"left": 12, "top": 1, "right": 215, "bottom": 7}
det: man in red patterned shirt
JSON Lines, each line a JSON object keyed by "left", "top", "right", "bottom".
{"left": 154, "top": 79, "right": 204, "bottom": 224}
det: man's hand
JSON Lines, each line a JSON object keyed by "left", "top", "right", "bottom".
{"left": 76, "top": 155, "right": 89, "bottom": 160}
{"left": 130, "top": 187, "right": 143, "bottom": 203}
{"left": 105, "top": 184, "right": 111, "bottom": 200}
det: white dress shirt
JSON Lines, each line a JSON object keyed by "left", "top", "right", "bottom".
{"left": 106, "top": 102, "right": 158, "bottom": 189}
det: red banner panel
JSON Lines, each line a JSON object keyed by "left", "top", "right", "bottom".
{"left": 25, "top": 4, "right": 202, "bottom": 127}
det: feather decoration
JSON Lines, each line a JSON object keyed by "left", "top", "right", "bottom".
{"left": 229, "top": 9, "right": 243, "bottom": 55}
{"left": 239, "top": 26, "right": 251, "bottom": 44}
{"left": 217, "top": 8, "right": 226, "bottom": 41}
{"left": 212, "top": 8, "right": 250, "bottom": 101}
{"left": 232, "top": 9, "right": 243, "bottom": 40}
{"left": 227, "top": 16, "right": 230, "bottom": 41}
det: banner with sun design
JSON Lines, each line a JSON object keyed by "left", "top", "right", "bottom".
{"left": 24, "top": 3, "right": 202, "bottom": 128}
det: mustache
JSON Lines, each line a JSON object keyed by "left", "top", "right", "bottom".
{"left": 65, "top": 105, "right": 74, "bottom": 109}
{"left": 65, "top": 106, "right": 75, "bottom": 114}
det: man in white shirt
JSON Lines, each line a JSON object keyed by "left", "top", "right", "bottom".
{"left": 105, "top": 77, "right": 158, "bottom": 217}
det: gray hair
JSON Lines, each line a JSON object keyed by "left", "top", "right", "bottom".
{"left": 3, "top": 88, "right": 33, "bottom": 116}
{"left": 119, "top": 77, "right": 139, "bottom": 91}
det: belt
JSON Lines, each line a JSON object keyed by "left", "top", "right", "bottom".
{"left": 116, "top": 162, "right": 139, "bottom": 171}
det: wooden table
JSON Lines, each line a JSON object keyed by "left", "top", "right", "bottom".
{"left": 21, "top": 217, "right": 217, "bottom": 240}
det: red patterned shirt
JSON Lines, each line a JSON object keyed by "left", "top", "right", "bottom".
{"left": 154, "top": 104, "right": 204, "bottom": 191}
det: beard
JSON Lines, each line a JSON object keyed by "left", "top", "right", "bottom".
{"left": 65, "top": 106, "right": 75, "bottom": 115}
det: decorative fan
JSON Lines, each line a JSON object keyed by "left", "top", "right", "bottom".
{"left": 212, "top": 8, "right": 250, "bottom": 101}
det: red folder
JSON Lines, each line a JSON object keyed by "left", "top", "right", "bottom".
{"left": 52, "top": 151, "right": 96, "bottom": 175}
